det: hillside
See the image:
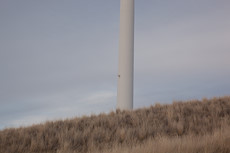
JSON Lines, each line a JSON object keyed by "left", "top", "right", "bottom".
{"left": 0, "top": 96, "right": 230, "bottom": 153}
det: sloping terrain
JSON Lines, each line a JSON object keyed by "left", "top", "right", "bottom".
{"left": 0, "top": 96, "right": 230, "bottom": 153}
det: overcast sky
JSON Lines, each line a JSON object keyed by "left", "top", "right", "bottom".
{"left": 1, "top": 0, "right": 230, "bottom": 129}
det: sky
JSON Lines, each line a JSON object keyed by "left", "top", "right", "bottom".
{"left": 0, "top": 0, "right": 230, "bottom": 129}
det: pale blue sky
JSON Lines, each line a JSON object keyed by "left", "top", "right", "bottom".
{"left": 0, "top": 0, "right": 230, "bottom": 129}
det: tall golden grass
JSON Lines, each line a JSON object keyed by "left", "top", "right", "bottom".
{"left": 94, "top": 126, "right": 230, "bottom": 153}
{"left": 0, "top": 96, "right": 230, "bottom": 153}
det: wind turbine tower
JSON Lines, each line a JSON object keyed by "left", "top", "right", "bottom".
{"left": 117, "top": 0, "right": 134, "bottom": 110}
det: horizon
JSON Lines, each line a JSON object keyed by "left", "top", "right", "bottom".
{"left": 1, "top": 0, "right": 230, "bottom": 129}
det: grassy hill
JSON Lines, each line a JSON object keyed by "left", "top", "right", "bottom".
{"left": 0, "top": 96, "right": 230, "bottom": 153}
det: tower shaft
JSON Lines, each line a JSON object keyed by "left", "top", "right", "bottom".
{"left": 117, "top": 0, "right": 134, "bottom": 110}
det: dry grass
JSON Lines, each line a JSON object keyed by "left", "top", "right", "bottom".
{"left": 96, "top": 126, "right": 230, "bottom": 153}
{"left": 0, "top": 96, "right": 230, "bottom": 153}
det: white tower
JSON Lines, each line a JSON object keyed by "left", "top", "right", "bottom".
{"left": 117, "top": 0, "right": 135, "bottom": 110}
